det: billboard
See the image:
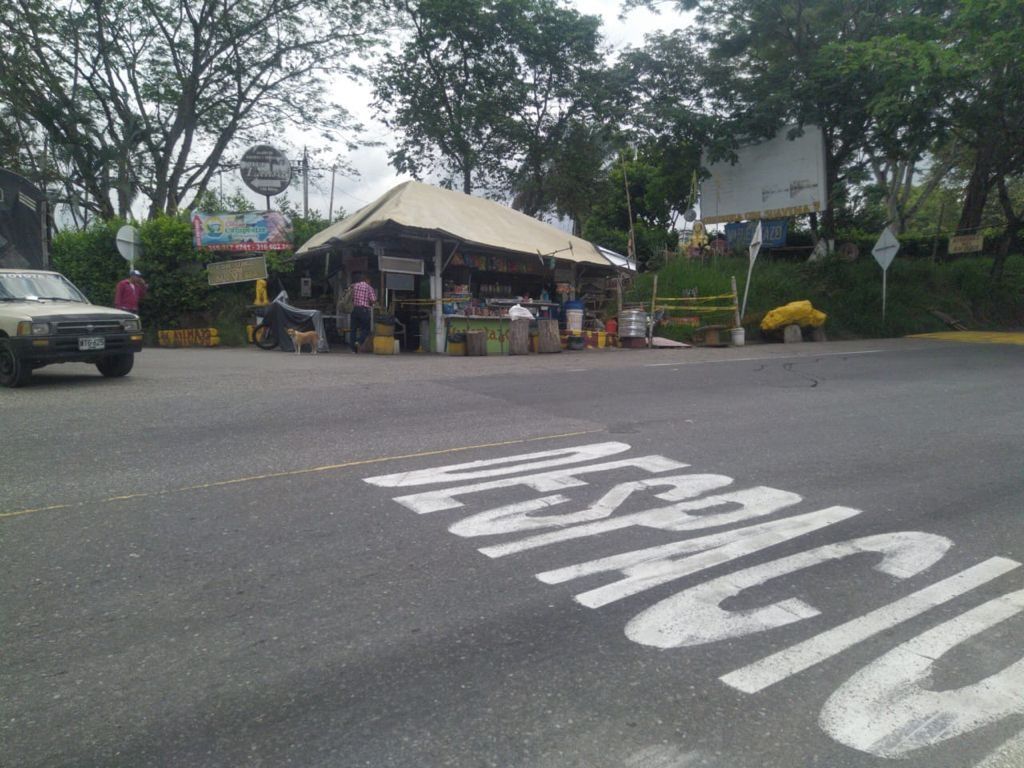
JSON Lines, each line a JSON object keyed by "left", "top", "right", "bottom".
{"left": 192, "top": 211, "right": 292, "bottom": 252}
{"left": 701, "top": 126, "right": 827, "bottom": 224}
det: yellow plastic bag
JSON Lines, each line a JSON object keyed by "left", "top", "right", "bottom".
{"left": 760, "top": 300, "right": 827, "bottom": 331}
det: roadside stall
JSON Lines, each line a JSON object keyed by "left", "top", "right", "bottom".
{"left": 293, "top": 181, "right": 632, "bottom": 355}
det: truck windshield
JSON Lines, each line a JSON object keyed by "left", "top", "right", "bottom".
{"left": 0, "top": 273, "right": 88, "bottom": 302}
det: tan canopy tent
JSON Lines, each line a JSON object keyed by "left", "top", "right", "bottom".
{"left": 295, "top": 180, "right": 632, "bottom": 353}
{"left": 295, "top": 180, "right": 614, "bottom": 267}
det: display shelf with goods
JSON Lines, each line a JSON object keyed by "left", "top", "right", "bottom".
{"left": 445, "top": 315, "right": 509, "bottom": 355}
{"left": 581, "top": 275, "right": 627, "bottom": 329}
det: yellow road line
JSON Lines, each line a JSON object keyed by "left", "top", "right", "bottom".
{"left": 0, "top": 429, "right": 602, "bottom": 521}
{"left": 909, "top": 331, "right": 1024, "bottom": 346}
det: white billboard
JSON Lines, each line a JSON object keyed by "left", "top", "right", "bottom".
{"left": 701, "top": 125, "right": 827, "bottom": 224}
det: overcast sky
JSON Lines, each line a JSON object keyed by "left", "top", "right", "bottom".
{"left": 232, "top": 1, "right": 692, "bottom": 220}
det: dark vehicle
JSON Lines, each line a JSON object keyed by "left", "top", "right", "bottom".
{"left": 251, "top": 292, "right": 328, "bottom": 353}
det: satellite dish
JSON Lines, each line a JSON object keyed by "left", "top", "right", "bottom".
{"left": 683, "top": 208, "right": 697, "bottom": 223}
{"left": 116, "top": 225, "right": 141, "bottom": 263}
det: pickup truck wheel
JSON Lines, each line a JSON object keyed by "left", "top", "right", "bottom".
{"left": 0, "top": 339, "right": 32, "bottom": 388}
{"left": 96, "top": 352, "right": 134, "bottom": 378}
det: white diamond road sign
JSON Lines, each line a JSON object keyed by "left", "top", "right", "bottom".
{"left": 872, "top": 227, "right": 899, "bottom": 271}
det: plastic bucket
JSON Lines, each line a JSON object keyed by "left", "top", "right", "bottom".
{"left": 730, "top": 327, "right": 746, "bottom": 347}
{"left": 566, "top": 309, "right": 583, "bottom": 333}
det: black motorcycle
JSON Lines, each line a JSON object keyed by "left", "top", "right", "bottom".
{"left": 251, "top": 292, "right": 328, "bottom": 353}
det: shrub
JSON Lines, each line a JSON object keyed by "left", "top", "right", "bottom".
{"left": 137, "top": 215, "right": 212, "bottom": 331}
{"left": 630, "top": 251, "right": 1024, "bottom": 339}
{"left": 47, "top": 213, "right": 303, "bottom": 346}
{"left": 51, "top": 220, "right": 128, "bottom": 307}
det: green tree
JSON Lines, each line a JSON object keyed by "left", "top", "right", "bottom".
{"left": 582, "top": 151, "right": 681, "bottom": 270}
{"left": 615, "top": 31, "right": 709, "bottom": 226}
{"left": 504, "top": 1, "right": 607, "bottom": 218}
{"left": 0, "top": 0, "right": 387, "bottom": 220}
{"left": 636, "top": 0, "right": 951, "bottom": 239}
{"left": 531, "top": 120, "right": 618, "bottom": 235}
{"left": 825, "top": 27, "right": 956, "bottom": 233}
{"left": 945, "top": 0, "right": 1024, "bottom": 279}
{"left": 372, "top": 0, "right": 607, "bottom": 199}
{"left": 372, "top": 0, "right": 523, "bottom": 194}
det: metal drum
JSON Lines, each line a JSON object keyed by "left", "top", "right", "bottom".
{"left": 618, "top": 309, "right": 648, "bottom": 338}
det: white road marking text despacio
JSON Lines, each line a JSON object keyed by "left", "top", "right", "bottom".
{"left": 364, "top": 441, "right": 1024, "bottom": 760}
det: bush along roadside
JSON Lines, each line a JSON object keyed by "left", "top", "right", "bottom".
{"left": 50, "top": 216, "right": 296, "bottom": 346}
{"left": 627, "top": 253, "right": 1024, "bottom": 342}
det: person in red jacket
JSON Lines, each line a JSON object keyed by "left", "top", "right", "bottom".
{"left": 114, "top": 269, "right": 147, "bottom": 313}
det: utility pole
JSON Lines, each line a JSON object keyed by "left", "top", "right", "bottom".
{"left": 302, "top": 146, "right": 309, "bottom": 219}
{"left": 621, "top": 153, "right": 637, "bottom": 264}
{"left": 328, "top": 165, "right": 336, "bottom": 221}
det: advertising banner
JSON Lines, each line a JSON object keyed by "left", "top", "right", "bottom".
{"left": 192, "top": 211, "right": 292, "bottom": 252}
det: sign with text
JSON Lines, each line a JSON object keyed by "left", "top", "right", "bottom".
{"left": 207, "top": 255, "right": 268, "bottom": 286}
{"left": 948, "top": 234, "right": 984, "bottom": 255}
{"left": 192, "top": 211, "right": 291, "bottom": 252}
{"left": 725, "top": 219, "right": 788, "bottom": 250}
{"left": 239, "top": 145, "right": 291, "bottom": 196}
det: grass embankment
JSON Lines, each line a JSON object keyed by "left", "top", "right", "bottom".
{"left": 627, "top": 254, "right": 1024, "bottom": 341}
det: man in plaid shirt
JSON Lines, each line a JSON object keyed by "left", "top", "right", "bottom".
{"left": 349, "top": 272, "right": 376, "bottom": 352}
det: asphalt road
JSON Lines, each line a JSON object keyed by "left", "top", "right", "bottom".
{"left": 2, "top": 338, "right": 1023, "bottom": 768}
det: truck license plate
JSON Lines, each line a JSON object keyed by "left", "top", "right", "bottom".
{"left": 78, "top": 336, "right": 105, "bottom": 351}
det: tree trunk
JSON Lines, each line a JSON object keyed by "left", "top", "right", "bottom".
{"left": 537, "top": 318, "right": 561, "bottom": 353}
{"left": 820, "top": 128, "right": 840, "bottom": 240}
{"left": 509, "top": 318, "right": 530, "bottom": 355}
{"left": 990, "top": 229, "right": 1016, "bottom": 283}
{"left": 956, "top": 142, "right": 996, "bottom": 235}
{"left": 990, "top": 176, "right": 1022, "bottom": 284}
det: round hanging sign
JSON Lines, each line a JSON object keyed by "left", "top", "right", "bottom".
{"left": 239, "top": 145, "right": 292, "bottom": 196}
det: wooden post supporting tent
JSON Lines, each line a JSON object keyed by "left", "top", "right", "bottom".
{"left": 648, "top": 275, "right": 658, "bottom": 348}
{"left": 434, "top": 239, "right": 444, "bottom": 353}
{"left": 731, "top": 275, "right": 741, "bottom": 327}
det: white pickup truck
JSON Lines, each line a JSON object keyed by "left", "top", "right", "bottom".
{"left": 0, "top": 268, "right": 143, "bottom": 388}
